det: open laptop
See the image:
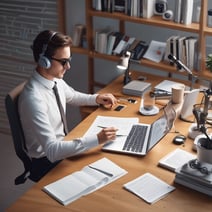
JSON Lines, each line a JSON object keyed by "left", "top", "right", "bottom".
{"left": 102, "top": 104, "right": 175, "bottom": 156}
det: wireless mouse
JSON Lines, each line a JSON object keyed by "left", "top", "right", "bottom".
{"left": 173, "top": 135, "right": 186, "bottom": 145}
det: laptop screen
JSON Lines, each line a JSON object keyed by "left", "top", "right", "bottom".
{"left": 147, "top": 102, "right": 177, "bottom": 151}
{"left": 147, "top": 115, "right": 168, "bottom": 151}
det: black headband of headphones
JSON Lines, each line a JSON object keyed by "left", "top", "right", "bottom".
{"left": 41, "top": 31, "right": 58, "bottom": 56}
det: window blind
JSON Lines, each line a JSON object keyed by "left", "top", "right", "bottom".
{"left": 0, "top": 0, "right": 60, "bottom": 133}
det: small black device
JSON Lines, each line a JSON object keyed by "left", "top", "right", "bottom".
{"left": 114, "top": 105, "right": 125, "bottom": 111}
{"left": 154, "top": 0, "right": 167, "bottom": 15}
{"left": 127, "top": 98, "right": 137, "bottom": 104}
{"left": 173, "top": 135, "right": 186, "bottom": 145}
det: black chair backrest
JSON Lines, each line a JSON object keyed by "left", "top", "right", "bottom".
{"left": 5, "top": 82, "right": 33, "bottom": 184}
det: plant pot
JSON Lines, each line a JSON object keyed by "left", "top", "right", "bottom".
{"left": 194, "top": 134, "right": 212, "bottom": 164}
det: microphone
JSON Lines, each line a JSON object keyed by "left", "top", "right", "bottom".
{"left": 168, "top": 54, "right": 192, "bottom": 74}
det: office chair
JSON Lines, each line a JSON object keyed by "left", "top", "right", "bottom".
{"left": 5, "top": 82, "right": 39, "bottom": 185}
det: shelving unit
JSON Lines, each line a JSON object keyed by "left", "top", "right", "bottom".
{"left": 71, "top": 0, "right": 212, "bottom": 93}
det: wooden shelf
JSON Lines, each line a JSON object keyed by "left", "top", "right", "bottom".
{"left": 92, "top": 52, "right": 178, "bottom": 72}
{"left": 69, "top": 0, "right": 212, "bottom": 93}
{"left": 89, "top": 10, "right": 200, "bottom": 33}
{"left": 71, "top": 47, "right": 88, "bottom": 55}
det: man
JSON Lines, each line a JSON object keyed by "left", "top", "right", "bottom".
{"left": 18, "top": 30, "right": 118, "bottom": 180}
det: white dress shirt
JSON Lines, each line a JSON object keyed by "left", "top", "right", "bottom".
{"left": 19, "top": 70, "right": 99, "bottom": 162}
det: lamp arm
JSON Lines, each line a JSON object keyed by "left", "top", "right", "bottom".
{"left": 168, "top": 54, "right": 197, "bottom": 90}
{"left": 123, "top": 61, "right": 131, "bottom": 85}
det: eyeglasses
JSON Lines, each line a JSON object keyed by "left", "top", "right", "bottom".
{"left": 189, "top": 159, "right": 211, "bottom": 175}
{"left": 51, "top": 55, "right": 72, "bottom": 67}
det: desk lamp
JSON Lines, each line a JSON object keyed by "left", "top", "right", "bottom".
{"left": 168, "top": 54, "right": 197, "bottom": 91}
{"left": 168, "top": 54, "right": 200, "bottom": 129}
{"left": 117, "top": 51, "right": 132, "bottom": 85}
{"left": 169, "top": 54, "right": 212, "bottom": 143}
{"left": 193, "top": 85, "right": 212, "bottom": 147}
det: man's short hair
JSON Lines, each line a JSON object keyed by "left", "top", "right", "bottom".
{"left": 31, "top": 30, "right": 72, "bottom": 62}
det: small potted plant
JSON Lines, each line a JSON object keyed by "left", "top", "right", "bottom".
{"left": 206, "top": 54, "right": 212, "bottom": 72}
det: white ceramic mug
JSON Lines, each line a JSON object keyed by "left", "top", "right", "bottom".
{"left": 194, "top": 134, "right": 212, "bottom": 164}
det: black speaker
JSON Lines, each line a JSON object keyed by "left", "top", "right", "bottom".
{"left": 154, "top": 0, "right": 167, "bottom": 15}
{"left": 38, "top": 32, "right": 57, "bottom": 69}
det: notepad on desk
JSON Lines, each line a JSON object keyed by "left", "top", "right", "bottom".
{"left": 124, "top": 173, "right": 175, "bottom": 204}
{"left": 43, "top": 157, "right": 127, "bottom": 205}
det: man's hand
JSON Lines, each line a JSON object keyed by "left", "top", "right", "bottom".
{"left": 96, "top": 93, "right": 117, "bottom": 109}
{"left": 97, "top": 127, "right": 118, "bottom": 144}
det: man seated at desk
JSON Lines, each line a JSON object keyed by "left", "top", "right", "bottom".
{"left": 18, "top": 30, "right": 118, "bottom": 182}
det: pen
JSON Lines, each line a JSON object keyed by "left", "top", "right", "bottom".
{"left": 88, "top": 165, "right": 113, "bottom": 177}
{"left": 97, "top": 125, "right": 107, "bottom": 129}
{"left": 97, "top": 126, "right": 119, "bottom": 133}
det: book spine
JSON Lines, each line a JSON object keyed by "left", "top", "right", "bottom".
{"left": 174, "top": 0, "right": 182, "bottom": 23}
{"left": 72, "top": 24, "right": 86, "bottom": 47}
{"left": 181, "top": 0, "right": 194, "bottom": 25}
{"left": 95, "top": 0, "right": 102, "bottom": 11}
{"left": 142, "top": 0, "right": 155, "bottom": 19}
{"left": 175, "top": 175, "right": 212, "bottom": 196}
{"left": 125, "top": 0, "right": 131, "bottom": 15}
{"left": 130, "top": 41, "right": 148, "bottom": 61}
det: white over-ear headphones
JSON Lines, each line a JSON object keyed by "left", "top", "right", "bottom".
{"left": 38, "top": 31, "right": 57, "bottom": 69}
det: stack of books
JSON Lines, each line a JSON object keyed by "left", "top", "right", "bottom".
{"left": 93, "top": 0, "right": 156, "bottom": 18}
{"left": 93, "top": 0, "right": 198, "bottom": 25}
{"left": 122, "top": 80, "right": 151, "bottom": 96}
{"left": 94, "top": 29, "right": 148, "bottom": 61}
{"left": 174, "top": 0, "right": 194, "bottom": 25}
{"left": 175, "top": 160, "right": 212, "bottom": 196}
{"left": 164, "top": 35, "right": 199, "bottom": 71}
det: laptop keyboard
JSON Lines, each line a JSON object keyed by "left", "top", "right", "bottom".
{"left": 123, "top": 125, "right": 148, "bottom": 153}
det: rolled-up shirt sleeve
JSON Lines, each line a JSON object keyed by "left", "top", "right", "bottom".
{"left": 44, "top": 135, "right": 99, "bottom": 162}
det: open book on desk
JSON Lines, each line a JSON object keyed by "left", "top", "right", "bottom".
{"left": 158, "top": 148, "right": 196, "bottom": 172}
{"left": 43, "top": 157, "right": 127, "bottom": 206}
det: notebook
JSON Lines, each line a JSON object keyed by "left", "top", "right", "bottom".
{"left": 102, "top": 114, "right": 170, "bottom": 156}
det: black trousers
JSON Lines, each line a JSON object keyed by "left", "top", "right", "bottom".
{"left": 29, "top": 157, "right": 61, "bottom": 182}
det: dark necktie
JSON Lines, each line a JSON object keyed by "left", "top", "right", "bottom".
{"left": 53, "top": 82, "right": 69, "bottom": 135}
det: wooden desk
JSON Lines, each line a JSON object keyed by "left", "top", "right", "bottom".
{"left": 7, "top": 72, "right": 212, "bottom": 211}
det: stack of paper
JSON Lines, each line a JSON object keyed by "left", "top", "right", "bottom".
{"left": 124, "top": 173, "right": 175, "bottom": 204}
{"left": 175, "top": 161, "right": 212, "bottom": 196}
{"left": 83, "top": 115, "right": 139, "bottom": 137}
{"left": 43, "top": 157, "right": 127, "bottom": 205}
{"left": 122, "top": 80, "right": 151, "bottom": 96}
{"left": 154, "top": 80, "right": 184, "bottom": 93}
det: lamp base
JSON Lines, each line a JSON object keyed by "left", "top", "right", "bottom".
{"left": 123, "top": 75, "right": 131, "bottom": 85}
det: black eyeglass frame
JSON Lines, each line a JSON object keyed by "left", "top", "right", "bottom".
{"left": 189, "top": 159, "right": 211, "bottom": 175}
{"left": 51, "top": 54, "right": 72, "bottom": 67}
